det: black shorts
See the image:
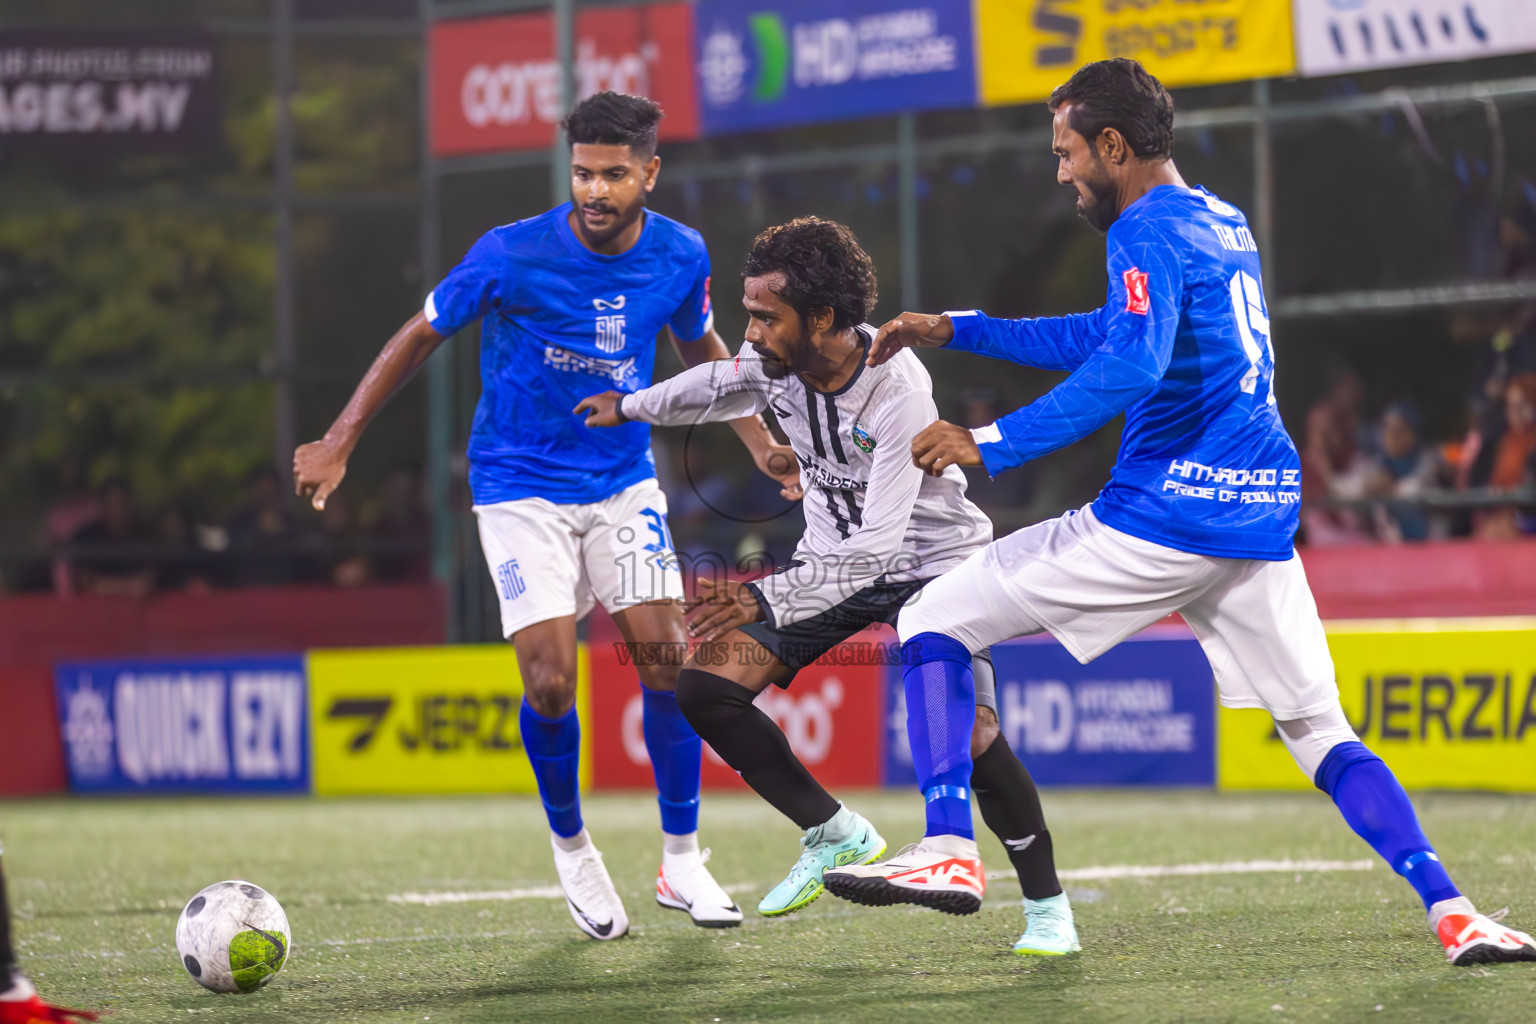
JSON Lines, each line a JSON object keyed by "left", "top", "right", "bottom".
{"left": 737, "top": 579, "right": 998, "bottom": 711}
{"left": 738, "top": 579, "right": 925, "bottom": 684}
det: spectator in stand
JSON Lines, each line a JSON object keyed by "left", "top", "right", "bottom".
{"left": 319, "top": 490, "right": 373, "bottom": 586}
{"left": 1471, "top": 373, "right": 1536, "bottom": 539}
{"left": 370, "top": 465, "right": 431, "bottom": 583}
{"left": 1362, "top": 402, "right": 1444, "bottom": 543}
{"left": 154, "top": 499, "right": 214, "bottom": 592}
{"left": 1300, "top": 366, "right": 1375, "bottom": 545}
{"left": 225, "top": 466, "right": 316, "bottom": 586}
{"left": 68, "top": 479, "right": 157, "bottom": 597}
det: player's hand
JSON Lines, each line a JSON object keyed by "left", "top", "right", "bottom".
{"left": 868, "top": 312, "right": 954, "bottom": 366}
{"left": 293, "top": 438, "right": 349, "bottom": 512}
{"left": 574, "top": 391, "right": 628, "bottom": 427}
{"left": 756, "top": 442, "right": 804, "bottom": 501}
{"left": 911, "top": 420, "right": 983, "bottom": 476}
{"left": 684, "top": 576, "right": 764, "bottom": 642}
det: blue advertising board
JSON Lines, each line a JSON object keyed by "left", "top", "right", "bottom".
{"left": 695, "top": 0, "right": 977, "bottom": 135}
{"left": 55, "top": 655, "right": 309, "bottom": 794}
{"left": 884, "top": 629, "right": 1217, "bottom": 787}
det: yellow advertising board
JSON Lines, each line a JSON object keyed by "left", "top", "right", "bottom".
{"left": 1219, "top": 619, "right": 1536, "bottom": 791}
{"left": 309, "top": 644, "right": 591, "bottom": 795}
{"left": 977, "top": 0, "right": 1296, "bottom": 109}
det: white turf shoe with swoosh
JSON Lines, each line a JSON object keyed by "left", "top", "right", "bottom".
{"left": 656, "top": 848, "right": 743, "bottom": 928}
{"left": 551, "top": 832, "right": 629, "bottom": 940}
{"left": 823, "top": 834, "right": 985, "bottom": 915}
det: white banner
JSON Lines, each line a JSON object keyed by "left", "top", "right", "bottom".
{"left": 1294, "top": 0, "right": 1536, "bottom": 76}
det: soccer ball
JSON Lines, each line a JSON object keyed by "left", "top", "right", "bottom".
{"left": 174, "top": 880, "right": 291, "bottom": 994}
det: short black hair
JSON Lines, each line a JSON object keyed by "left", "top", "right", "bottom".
{"left": 562, "top": 92, "right": 663, "bottom": 158}
{"left": 742, "top": 217, "right": 878, "bottom": 333}
{"left": 1048, "top": 59, "right": 1174, "bottom": 161}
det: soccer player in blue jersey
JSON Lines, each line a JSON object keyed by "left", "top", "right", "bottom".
{"left": 827, "top": 59, "right": 1536, "bottom": 966}
{"left": 293, "top": 93, "right": 800, "bottom": 940}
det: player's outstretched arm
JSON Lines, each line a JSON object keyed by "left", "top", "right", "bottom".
{"left": 670, "top": 327, "right": 802, "bottom": 501}
{"left": 867, "top": 312, "right": 954, "bottom": 367}
{"left": 293, "top": 312, "right": 445, "bottom": 511}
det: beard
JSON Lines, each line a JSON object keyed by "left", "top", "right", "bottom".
{"left": 574, "top": 191, "right": 646, "bottom": 246}
{"left": 756, "top": 348, "right": 794, "bottom": 379}
{"left": 1074, "top": 171, "right": 1119, "bottom": 235}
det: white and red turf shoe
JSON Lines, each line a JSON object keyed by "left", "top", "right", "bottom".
{"left": 0, "top": 974, "right": 97, "bottom": 1024}
{"left": 822, "top": 834, "right": 985, "bottom": 916}
{"left": 655, "top": 848, "right": 742, "bottom": 929}
{"left": 1431, "top": 898, "right": 1536, "bottom": 966}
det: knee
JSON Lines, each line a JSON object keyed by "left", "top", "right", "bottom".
{"left": 676, "top": 663, "right": 753, "bottom": 733}
{"left": 522, "top": 651, "right": 577, "bottom": 717}
{"left": 971, "top": 706, "right": 1000, "bottom": 758}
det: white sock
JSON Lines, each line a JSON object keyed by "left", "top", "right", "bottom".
{"left": 819, "top": 802, "right": 857, "bottom": 843}
{"left": 1429, "top": 895, "right": 1477, "bottom": 928}
{"left": 0, "top": 972, "right": 37, "bottom": 1002}
{"left": 663, "top": 832, "right": 699, "bottom": 858}
{"left": 552, "top": 828, "right": 591, "bottom": 854}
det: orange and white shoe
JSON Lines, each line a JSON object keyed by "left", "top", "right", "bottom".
{"left": 823, "top": 835, "right": 985, "bottom": 916}
{"left": 1432, "top": 897, "right": 1536, "bottom": 966}
{"left": 655, "top": 847, "right": 742, "bottom": 929}
{"left": 0, "top": 974, "right": 97, "bottom": 1024}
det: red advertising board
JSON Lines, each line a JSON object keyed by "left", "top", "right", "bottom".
{"left": 588, "top": 624, "right": 885, "bottom": 791}
{"left": 430, "top": 4, "right": 699, "bottom": 157}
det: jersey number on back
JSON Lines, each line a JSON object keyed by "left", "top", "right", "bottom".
{"left": 1228, "top": 270, "right": 1275, "bottom": 406}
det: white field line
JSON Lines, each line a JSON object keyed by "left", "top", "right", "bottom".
{"left": 984, "top": 857, "right": 1375, "bottom": 883}
{"left": 390, "top": 859, "right": 1376, "bottom": 906}
{"left": 387, "top": 881, "right": 759, "bottom": 906}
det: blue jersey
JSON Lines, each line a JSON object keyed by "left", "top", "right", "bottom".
{"left": 425, "top": 203, "right": 714, "bottom": 505}
{"left": 951, "top": 184, "right": 1300, "bottom": 560}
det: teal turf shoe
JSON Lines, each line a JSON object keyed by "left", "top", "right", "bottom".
{"left": 759, "top": 808, "right": 886, "bottom": 917}
{"left": 1012, "top": 892, "right": 1081, "bottom": 955}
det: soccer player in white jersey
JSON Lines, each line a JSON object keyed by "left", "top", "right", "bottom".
{"left": 0, "top": 845, "right": 96, "bottom": 1023}
{"left": 577, "top": 217, "right": 1079, "bottom": 955}
{"left": 824, "top": 58, "right": 1536, "bottom": 967}
{"left": 294, "top": 93, "right": 802, "bottom": 940}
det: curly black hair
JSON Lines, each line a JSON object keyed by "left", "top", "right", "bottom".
{"left": 1048, "top": 58, "right": 1174, "bottom": 161}
{"left": 562, "top": 91, "right": 663, "bottom": 157}
{"left": 741, "top": 217, "right": 878, "bottom": 333}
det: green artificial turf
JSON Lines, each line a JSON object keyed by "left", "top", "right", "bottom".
{"left": 3, "top": 790, "right": 1534, "bottom": 1023}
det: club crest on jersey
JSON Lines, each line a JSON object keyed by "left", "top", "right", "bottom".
{"left": 1123, "top": 268, "right": 1150, "bottom": 315}
{"left": 851, "top": 423, "right": 875, "bottom": 453}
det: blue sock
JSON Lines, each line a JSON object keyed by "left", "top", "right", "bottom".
{"left": 1315, "top": 741, "right": 1461, "bottom": 911}
{"left": 642, "top": 686, "right": 702, "bottom": 836}
{"left": 901, "top": 632, "right": 977, "bottom": 840}
{"left": 520, "top": 699, "right": 583, "bottom": 839}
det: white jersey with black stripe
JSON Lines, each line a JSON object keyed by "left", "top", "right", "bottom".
{"left": 620, "top": 325, "right": 993, "bottom": 628}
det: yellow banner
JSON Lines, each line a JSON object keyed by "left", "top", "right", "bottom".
{"left": 1219, "top": 619, "right": 1536, "bottom": 791}
{"left": 977, "top": 0, "right": 1296, "bottom": 109}
{"left": 309, "top": 645, "right": 591, "bottom": 795}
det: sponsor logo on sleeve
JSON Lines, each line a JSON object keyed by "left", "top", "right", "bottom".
{"left": 1123, "top": 268, "right": 1150, "bottom": 315}
{"left": 851, "top": 423, "right": 875, "bottom": 453}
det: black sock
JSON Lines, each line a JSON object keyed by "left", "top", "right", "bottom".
{"left": 0, "top": 851, "right": 17, "bottom": 984}
{"left": 675, "top": 668, "right": 839, "bottom": 830}
{"left": 971, "top": 733, "right": 1062, "bottom": 900}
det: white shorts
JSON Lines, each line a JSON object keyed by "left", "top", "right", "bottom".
{"left": 897, "top": 505, "right": 1339, "bottom": 720}
{"left": 474, "top": 479, "right": 684, "bottom": 639}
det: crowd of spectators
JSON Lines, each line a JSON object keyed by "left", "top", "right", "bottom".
{"left": 1301, "top": 353, "right": 1536, "bottom": 546}
{"left": 27, "top": 465, "right": 431, "bottom": 598}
